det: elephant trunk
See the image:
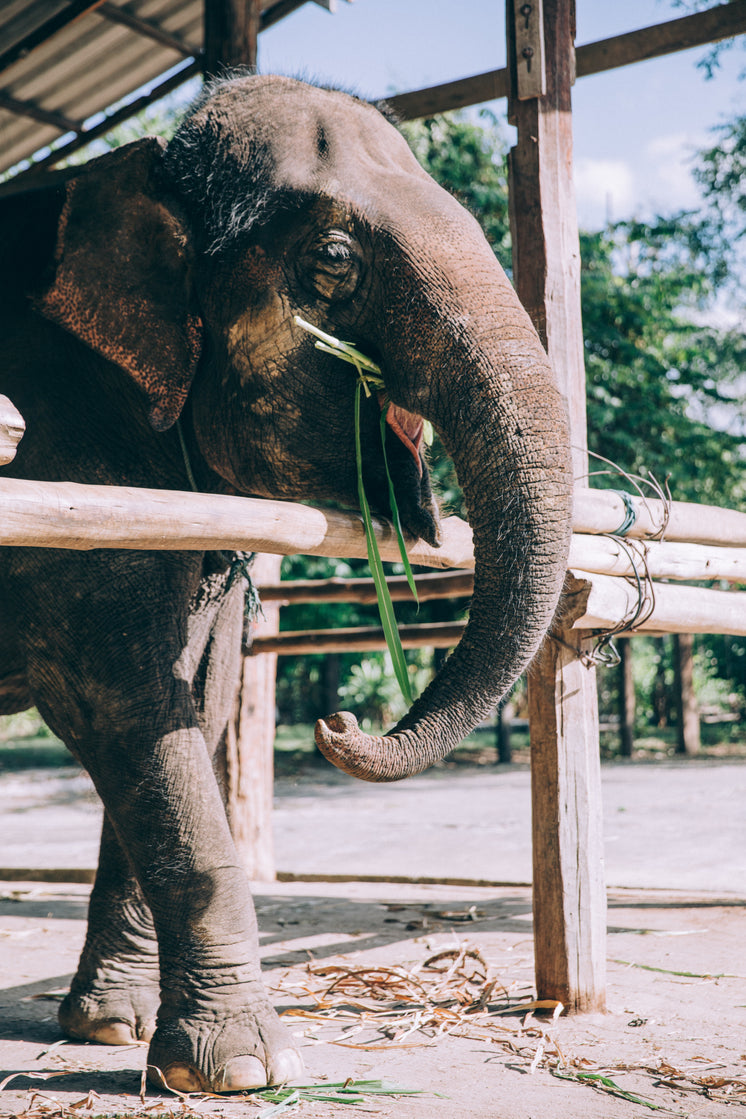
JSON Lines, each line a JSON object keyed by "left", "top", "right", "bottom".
{"left": 315, "top": 209, "right": 573, "bottom": 782}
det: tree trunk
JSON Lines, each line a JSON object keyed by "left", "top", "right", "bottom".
{"left": 497, "top": 698, "right": 513, "bottom": 764}
{"left": 674, "top": 633, "right": 701, "bottom": 756}
{"left": 619, "top": 640, "right": 635, "bottom": 758}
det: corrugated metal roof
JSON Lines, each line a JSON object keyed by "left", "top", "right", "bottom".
{"left": 0, "top": 0, "right": 334, "bottom": 180}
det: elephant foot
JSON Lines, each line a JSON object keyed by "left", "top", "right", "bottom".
{"left": 146, "top": 984, "right": 303, "bottom": 1093}
{"left": 60, "top": 981, "right": 159, "bottom": 1044}
{"left": 59, "top": 937, "right": 160, "bottom": 1044}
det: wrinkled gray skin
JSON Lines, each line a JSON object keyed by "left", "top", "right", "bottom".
{"left": 0, "top": 76, "right": 572, "bottom": 1091}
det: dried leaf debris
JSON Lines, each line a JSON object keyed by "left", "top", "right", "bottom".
{"left": 275, "top": 944, "right": 565, "bottom": 1056}
{"left": 274, "top": 944, "right": 746, "bottom": 1111}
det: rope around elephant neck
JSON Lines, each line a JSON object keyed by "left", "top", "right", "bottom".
{"left": 175, "top": 419, "right": 259, "bottom": 620}
{"left": 176, "top": 418, "right": 199, "bottom": 493}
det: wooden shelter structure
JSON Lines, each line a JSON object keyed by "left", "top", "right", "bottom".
{"left": 1, "top": 0, "right": 746, "bottom": 1017}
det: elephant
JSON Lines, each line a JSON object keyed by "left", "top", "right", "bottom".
{"left": 0, "top": 75, "right": 572, "bottom": 1092}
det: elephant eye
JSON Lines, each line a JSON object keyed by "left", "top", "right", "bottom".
{"left": 298, "top": 230, "right": 362, "bottom": 302}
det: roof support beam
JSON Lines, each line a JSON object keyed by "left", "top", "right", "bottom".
{"left": 0, "top": 92, "right": 80, "bottom": 134}
{"left": 260, "top": 1, "right": 310, "bottom": 31}
{"left": 3, "top": 60, "right": 201, "bottom": 181}
{"left": 97, "top": 3, "right": 194, "bottom": 58}
{"left": 0, "top": 1, "right": 106, "bottom": 77}
{"left": 261, "top": 0, "right": 352, "bottom": 30}
{"left": 386, "top": 0, "right": 746, "bottom": 119}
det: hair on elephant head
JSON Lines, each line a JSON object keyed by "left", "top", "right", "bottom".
{"left": 13, "top": 74, "right": 572, "bottom": 781}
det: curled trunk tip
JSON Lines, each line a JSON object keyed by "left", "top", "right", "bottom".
{"left": 314, "top": 711, "right": 414, "bottom": 783}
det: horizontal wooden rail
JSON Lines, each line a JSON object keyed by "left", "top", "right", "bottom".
{"left": 259, "top": 537, "right": 746, "bottom": 604}
{"left": 0, "top": 478, "right": 471, "bottom": 568}
{"left": 2, "top": 478, "right": 746, "bottom": 556}
{"left": 385, "top": 3, "right": 746, "bottom": 119}
{"left": 251, "top": 576, "right": 746, "bottom": 653}
{"left": 251, "top": 621, "right": 467, "bottom": 655}
{"left": 258, "top": 570, "right": 475, "bottom": 604}
{"left": 573, "top": 489, "right": 746, "bottom": 548}
{"left": 573, "top": 571, "right": 746, "bottom": 637}
{"left": 570, "top": 534, "right": 746, "bottom": 584}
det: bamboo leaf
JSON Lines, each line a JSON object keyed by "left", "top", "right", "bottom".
{"left": 355, "top": 383, "right": 415, "bottom": 706}
{"left": 551, "top": 1069, "right": 664, "bottom": 1110}
{"left": 380, "top": 405, "right": 419, "bottom": 606}
{"left": 252, "top": 1078, "right": 430, "bottom": 1114}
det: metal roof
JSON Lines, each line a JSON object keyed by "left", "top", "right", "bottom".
{"left": 0, "top": 1, "right": 341, "bottom": 179}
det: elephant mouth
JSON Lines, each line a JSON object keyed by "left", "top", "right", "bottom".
{"left": 368, "top": 395, "right": 440, "bottom": 549}
{"left": 383, "top": 400, "right": 424, "bottom": 476}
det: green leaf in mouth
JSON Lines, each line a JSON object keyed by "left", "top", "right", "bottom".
{"left": 294, "top": 315, "right": 419, "bottom": 707}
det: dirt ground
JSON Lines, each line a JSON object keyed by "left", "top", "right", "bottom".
{"left": 1, "top": 757, "right": 745, "bottom": 1118}
{"left": 2, "top": 883, "right": 745, "bottom": 1117}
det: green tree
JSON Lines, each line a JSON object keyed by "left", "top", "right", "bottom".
{"left": 581, "top": 216, "right": 746, "bottom": 506}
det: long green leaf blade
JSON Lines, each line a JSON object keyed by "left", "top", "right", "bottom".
{"left": 355, "top": 383, "right": 414, "bottom": 707}
{"left": 380, "top": 405, "right": 419, "bottom": 606}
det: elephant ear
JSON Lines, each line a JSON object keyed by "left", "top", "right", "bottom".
{"left": 39, "top": 137, "right": 202, "bottom": 432}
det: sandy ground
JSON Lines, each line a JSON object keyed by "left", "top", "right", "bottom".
{"left": 1, "top": 756, "right": 745, "bottom": 1117}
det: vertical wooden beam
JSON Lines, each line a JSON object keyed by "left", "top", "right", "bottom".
{"left": 507, "top": 0, "right": 587, "bottom": 477}
{"left": 507, "top": 0, "right": 607, "bottom": 1013}
{"left": 203, "top": 0, "right": 261, "bottom": 77}
{"left": 225, "top": 553, "right": 282, "bottom": 881}
{"left": 674, "top": 633, "right": 701, "bottom": 755}
{"left": 529, "top": 627, "right": 606, "bottom": 1010}
{"left": 619, "top": 640, "right": 635, "bottom": 758}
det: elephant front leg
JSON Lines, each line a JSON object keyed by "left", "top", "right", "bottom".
{"left": 94, "top": 725, "right": 302, "bottom": 1093}
{"left": 59, "top": 813, "right": 160, "bottom": 1045}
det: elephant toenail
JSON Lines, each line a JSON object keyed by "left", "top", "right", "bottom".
{"left": 90, "top": 1021, "right": 139, "bottom": 1045}
{"left": 269, "top": 1048, "right": 305, "bottom": 1084}
{"left": 214, "top": 1055, "right": 268, "bottom": 1091}
{"left": 137, "top": 1018, "right": 156, "bottom": 1043}
{"left": 149, "top": 1062, "right": 206, "bottom": 1093}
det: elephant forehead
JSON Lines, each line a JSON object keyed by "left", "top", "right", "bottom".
{"left": 201, "top": 75, "right": 426, "bottom": 192}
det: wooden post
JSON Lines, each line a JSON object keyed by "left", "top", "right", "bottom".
{"left": 674, "top": 633, "right": 701, "bottom": 755}
{"left": 619, "top": 639, "right": 635, "bottom": 758}
{"left": 507, "top": 0, "right": 607, "bottom": 1012}
{"left": 529, "top": 627, "right": 606, "bottom": 1011}
{"left": 203, "top": 0, "right": 261, "bottom": 77}
{"left": 224, "top": 553, "right": 282, "bottom": 880}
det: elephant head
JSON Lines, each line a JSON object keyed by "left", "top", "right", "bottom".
{"left": 39, "top": 75, "right": 573, "bottom": 782}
